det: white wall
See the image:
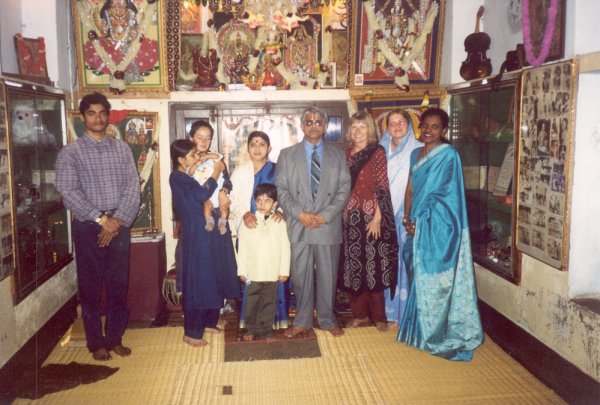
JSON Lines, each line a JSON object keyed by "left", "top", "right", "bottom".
{"left": 0, "top": 0, "right": 23, "bottom": 75}
{"left": 568, "top": 1, "right": 600, "bottom": 296}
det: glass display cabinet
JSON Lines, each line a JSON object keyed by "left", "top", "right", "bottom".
{"left": 448, "top": 73, "right": 521, "bottom": 283}
{"left": 0, "top": 76, "right": 72, "bottom": 300}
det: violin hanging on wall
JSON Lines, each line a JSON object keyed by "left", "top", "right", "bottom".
{"left": 460, "top": 6, "right": 493, "bottom": 81}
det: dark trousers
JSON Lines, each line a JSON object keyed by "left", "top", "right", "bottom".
{"left": 349, "top": 291, "right": 387, "bottom": 324}
{"left": 183, "top": 307, "right": 220, "bottom": 339}
{"left": 244, "top": 281, "right": 278, "bottom": 337}
{"left": 72, "top": 220, "right": 131, "bottom": 352}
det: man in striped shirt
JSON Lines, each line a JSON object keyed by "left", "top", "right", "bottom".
{"left": 56, "top": 92, "right": 140, "bottom": 361}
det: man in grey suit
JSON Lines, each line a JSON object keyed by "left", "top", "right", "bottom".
{"left": 276, "top": 106, "right": 351, "bottom": 338}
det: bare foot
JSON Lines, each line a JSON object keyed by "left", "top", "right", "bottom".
{"left": 204, "top": 327, "right": 223, "bottom": 334}
{"left": 183, "top": 335, "right": 208, "bottom": 347}
{"left": 242, "top": 332, "right": 254, "bottom": 341}
{"left": 349, "top": 317, "right": 370, "bottom": 328}
{"left": 375, "top": 322, "right": 389, "bottom": 332}
{"left": 218, "top": 219, "right": 228, "bottom": 235}
{"left": 92, "top": 348, "right": 112, "bottom": 361}
{"left": 112, "top": 344, "right": 132, "bottom": 357}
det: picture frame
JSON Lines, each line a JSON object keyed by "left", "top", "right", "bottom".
{"left": 516, "top": 60, "right": 577, "bottom": 270}
{"left": 357, "top": 98, "right": 440, "bottom": 138}
{"left": 526, "top": 0, "right": 566, "bottom": 63}
{"left": 71, "top": 0, "right": 168, "bottom": 94}
{"left": 349, "top": 0, "right": 445, "bottom": 98}
{"left": 67, "top": 110, "right": 162, "bottom": 235}
{"left": 13, "top": 34, "right": 52, "bottom": 85}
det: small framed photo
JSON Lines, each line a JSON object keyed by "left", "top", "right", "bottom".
{"left": 354, "top": 74, "right": 364, "bottom": 86}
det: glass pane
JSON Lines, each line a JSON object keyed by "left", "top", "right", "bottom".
{"left": 449, "top": 83, "right": 518, "bottom": 281}
{"left": 6, "top": 83, "right": 72, "bottom": 299}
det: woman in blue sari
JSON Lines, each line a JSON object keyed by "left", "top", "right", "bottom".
{"left": 380, "top": 109, "right": 422, "bottom": 327}
{"left": 398, "top": 108, "right": 483, "bottom": 361}
{"left": 230, "top": 131, "right": 288, "bottom": 329}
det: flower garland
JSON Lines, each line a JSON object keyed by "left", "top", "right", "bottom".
{"left": 522, "top": 0, "right": 558, "bottom": 67}
{"left": 78, "top": 0, "right": 157, "bottom": 93}
{"left": 363, "top": 0, "right": 439, "bottom": 90}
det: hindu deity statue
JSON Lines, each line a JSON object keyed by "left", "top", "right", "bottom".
{"left": 284, "top": 26, "right": 315, "bottom": 80}
{"left": 192, "top": 48, "right": 219, "bottom": 87}
{"left": 224, "top": 31, "right": 251, "bottom": 84}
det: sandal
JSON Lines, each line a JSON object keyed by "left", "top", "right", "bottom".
{"left": 327, "top": 325, "right": 345, "bottom": 337}
{"left": 242, "top": 332, "right": 255, "bottom": 341}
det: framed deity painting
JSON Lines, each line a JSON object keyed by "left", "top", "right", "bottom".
{"left": 13, "top": 34, "right": 52, "bottom": 85}
{"left": 357, "top": 97, "right": 440, "bottom": 138}
{"left": 67, "top": 110, "right": 162, "bottom": 234}
{"left": 516, "top": 60, "right": 577, "bottom": 270}
{"left": 524, "top": 0, "right": 565, "bottom": 64}
{"left": 71, "top": 0, "right": 168, "bottom": 95}
{"left": 349, "top": 0, "right": 445, "bottom": 97}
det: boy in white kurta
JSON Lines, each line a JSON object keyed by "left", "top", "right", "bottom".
{"left": 237, "top": 183, "right": 290, "bottom": 341}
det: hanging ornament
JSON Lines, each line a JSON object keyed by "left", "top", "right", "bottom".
{"left": 522, "top": 0, "right": 558, "bottom": 67}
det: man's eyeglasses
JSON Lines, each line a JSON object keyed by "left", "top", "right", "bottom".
{"left": 304, "top": 120, "right": 324, "bottom": 127}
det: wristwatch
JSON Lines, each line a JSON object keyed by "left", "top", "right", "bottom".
{"left": 95, "top": 215, "right": 106, "bottom": 226}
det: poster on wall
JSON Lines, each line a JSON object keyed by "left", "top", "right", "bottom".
{"left": 516, "top": 60, "right": 577, "bottom": 270}
{"left": 71, "top": 0, "right": 168, "bottom": 94}
{"left": 67, "top": 111, "right": 161, "bottom": 235}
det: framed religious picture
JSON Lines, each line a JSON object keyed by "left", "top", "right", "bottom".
{"left": 516, "top": 59, "right": 577, "bottom": 270}
{"left": 357, "top": 97, "right": 440, "bottom": 138}
{"left": 13, "top": 34, "right": 52, "bottom": 85}
{"left": 349, "top": 0, "right": 445, "bottom": 97}
{"left": 71, "top": 0, "right": 168, "bottom": 95}
{"left": 67, "top": 110, "right": 162, "bottom": 234}
{"left": 523, "top": 0, "right": 566, "bottom": 64}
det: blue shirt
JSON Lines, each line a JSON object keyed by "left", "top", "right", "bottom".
{"left": 303, "top": 139, "right": 323, "bottom": 181}
{"left": 56, "top": 133, "right": 140, "bottom": 227}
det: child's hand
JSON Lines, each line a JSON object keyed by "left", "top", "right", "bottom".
{"left": 204, "top": 152, "right": 221, "bottom": 161}
{"left": 278, "top": 276, "right": 288, "bottom": 282}
{"left": 239, "top": 275, "right": 247, "bottom": 283}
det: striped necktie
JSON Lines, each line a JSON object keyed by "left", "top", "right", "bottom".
{"left": 311, "top": 145, "right": 321, "bottom": 199}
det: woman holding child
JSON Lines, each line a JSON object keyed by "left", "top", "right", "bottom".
{"left": 339, "top": 112, "right": 398, "bottom": 332}
{"left": 229, "top": 131, "right": 288, "bottom": 329}
{"left": 169, "top": 139, "right": 230, "bottom": 347}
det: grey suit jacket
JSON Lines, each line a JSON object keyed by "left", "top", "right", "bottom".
{"left": 275, "top": 141, "right": 351, "bottom": 245}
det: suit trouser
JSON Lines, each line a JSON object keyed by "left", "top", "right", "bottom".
{"left": 72, "top": 220, "right": 131, "bottom": 353}
{"left": 290, "top": 242, "right": 340, "bottom": 330}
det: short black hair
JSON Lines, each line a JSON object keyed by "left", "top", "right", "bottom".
{"left": 79, "top": 92, "right": 111, "bottom": 115}
{"left": 420, "top": 107, "right": 449, "bottom": 130}
{"left": 189, "top": 119, "right": 213, "bottom": 139}
{"left": 253, "top": 183, "right": 277, "bottom": 201}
